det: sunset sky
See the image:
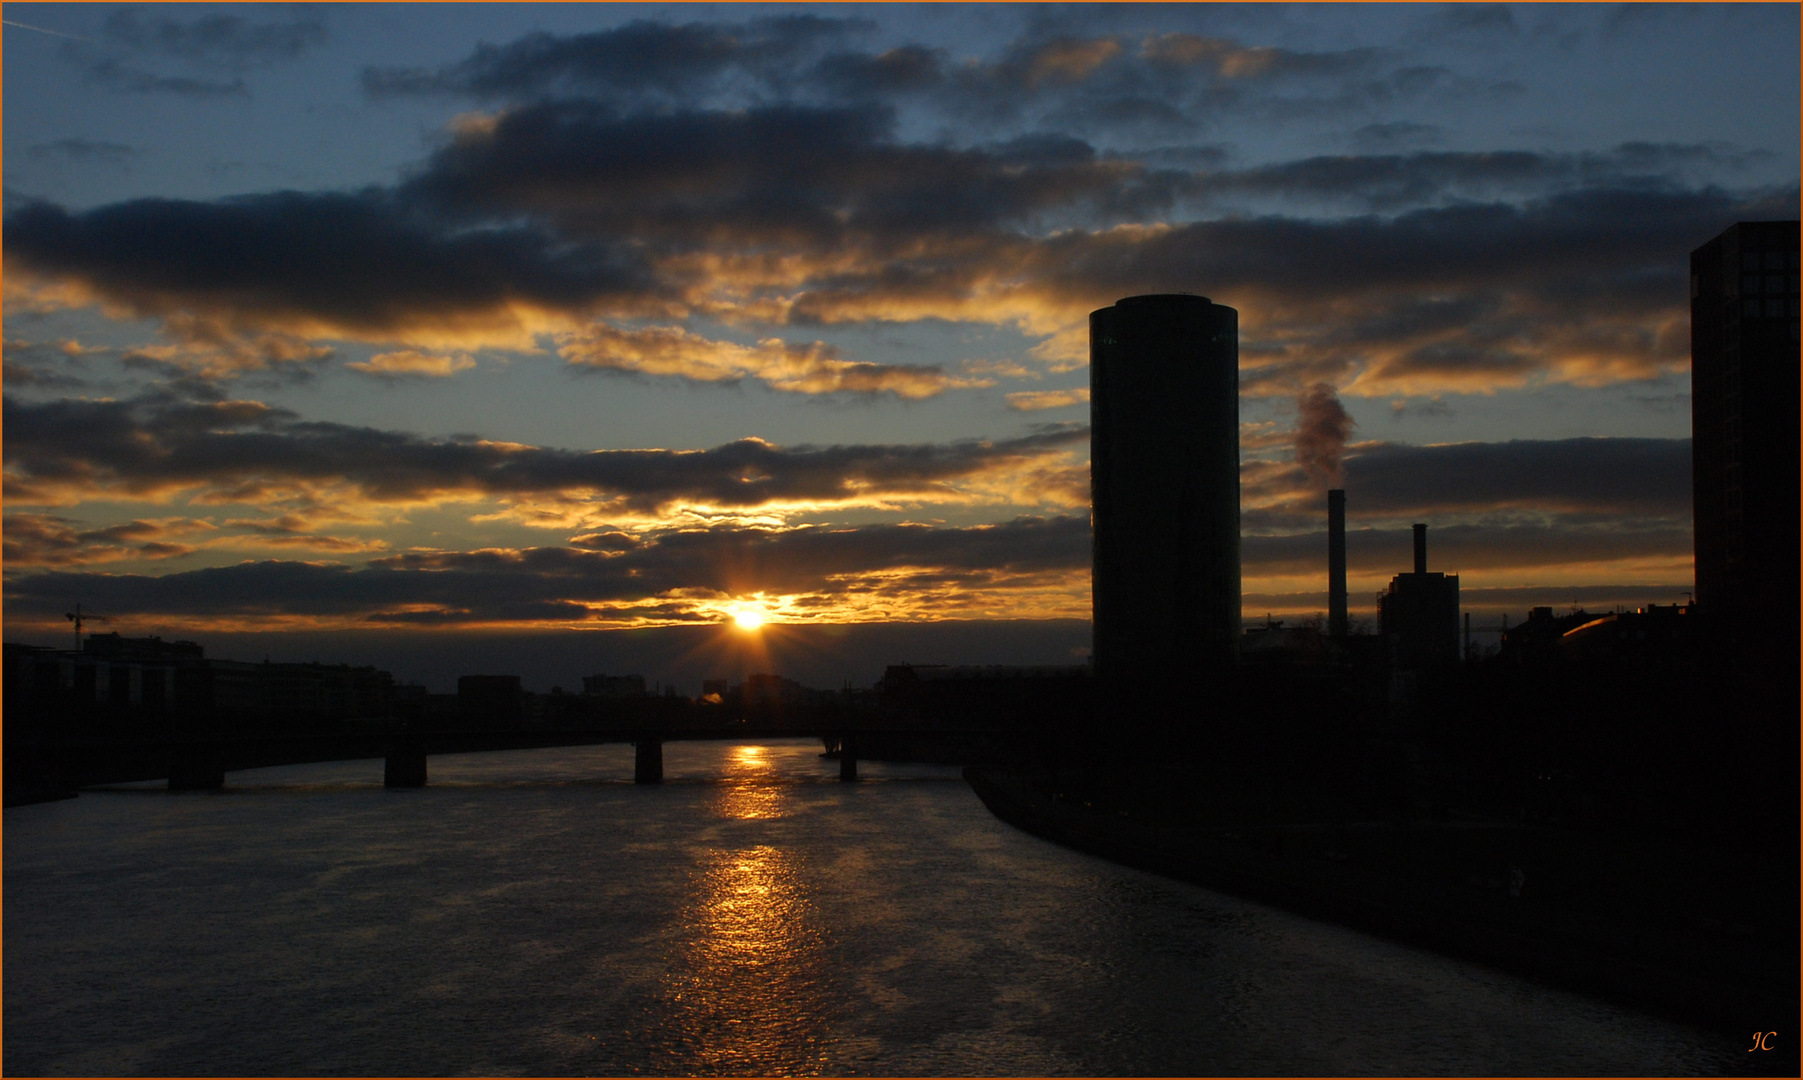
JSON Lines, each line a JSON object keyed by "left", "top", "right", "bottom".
{"left": 4, "top": 3, "right": 1798, "bottom": 680}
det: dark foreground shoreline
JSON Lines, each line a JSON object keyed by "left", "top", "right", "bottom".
{"left": 964, "top": 766, "right": 1798, "bottom": 1046}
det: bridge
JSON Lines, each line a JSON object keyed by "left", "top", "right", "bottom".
{"left": 12, "top": 714, "right": 1015, "bottom": 799}
{"left": 164, "top": 720, "right": 869, "bottom": 790}
{"left": 5, "top": 658, "right": 1089, "bottom": 804}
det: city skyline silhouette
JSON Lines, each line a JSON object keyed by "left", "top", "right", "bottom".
{"left": 4, "top": 5, "right": 1798, "bottom": 1075}
{"left": 7, "top": 4, "right": 1796, "bottom": 683}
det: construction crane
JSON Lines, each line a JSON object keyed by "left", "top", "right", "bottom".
{"left": 65, "top": 603, "right": 108, "bottom": 651}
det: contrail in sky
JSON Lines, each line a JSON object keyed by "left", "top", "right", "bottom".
{"left": 3, "top": 19, "right": 94, "bottom": 42}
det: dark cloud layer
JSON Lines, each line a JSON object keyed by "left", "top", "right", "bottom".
{"left": 6, "top": 383, "right": 1690, "bottom": 527}
{"left": 2, "top": 391, "right": 1087, "bottom": 512}
{"left": 2, "top": 338, "right": 95, "bottom": 391}
{"left": 1243, "top": 519, "right": 1691, "bottom": 578}
{"left": 1029, "top": 186, "right": 1776, "bottom": 309}
{"left": 1343, "top": 437, "right": 1691, "bottom": 518}
{"left": 2, "top": 512, "right": 204, "bottom": 566}
{"left": 406, "top": 100, "right": 1175, "bottom": 244}
{"left": 1179, "top": 143, "right": 1768, "bottom": 211}
{"left": 10, "top": 19, "right": 1789, "bottom": 402}
{"left": 1242, "top": 435, "right": 1692, "bottom": 535}
{"left": 1351, "top": 121, "right": 1444, "bottom": 151}
{"left": 1025, "top": 184, "right": 1790, "bottom": 393}
{"left": 83, "top": 58, "right": 247, "bottom": 98}
{"left": 48, "top": 6, "right": 328, "bottom": 99}
{"left": 3, "top": 514, "right": 1093, "bottom": 626}
{"left": 100, "top": 7, "right": 329, "bottom": 68}
{"left": 27, "top": 138, "right": 141, "bottom": 166}
{"left": 362, "top": 20, "right": 1466, "bottom": 143}
{"left": 380, "top": 513, "right": 1089, "bottom": 597}
{"left": 3, "top": 100, "right": 1171, "bottom": 354}
{"left": 5, "top": 501, "right": 1692, "bottom": 628}
{"left": 364, "top": 16, "right": 861, "bottom": 102}
{"left": 4, "top": 193, "right": 650, "bottom": 341}
{"left": 12, "top": 154, "right": 1780, "bottom": 397}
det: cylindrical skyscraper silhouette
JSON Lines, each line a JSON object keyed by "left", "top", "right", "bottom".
{"left": 1090, "top": 294, "right": 1239, "bottom": 735}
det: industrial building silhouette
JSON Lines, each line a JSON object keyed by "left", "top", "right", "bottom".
{"left": 1378, "top": 524, "right": 1461, "bottom": 670}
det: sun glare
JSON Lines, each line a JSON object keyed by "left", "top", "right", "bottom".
{"left": 733, "top": 607, "right": 768, "bottom": 631}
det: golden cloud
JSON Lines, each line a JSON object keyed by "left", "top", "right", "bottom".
{"left": 558, "top": 323, "right": 991, "bottom": 398}
{"left": 1, "top": 513, "right": 210, "bottom": 566}
{"left": 346, "top": 350, "right": 478, "bottom": 378}
{"left": 1024, "top": 38, "right": 1124, "bottom": 86}
{"left": 1005, "top": 388, "right": 1090, "bottom": 411}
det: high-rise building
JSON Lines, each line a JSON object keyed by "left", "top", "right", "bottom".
{"left": 1689, "top": 221, "right": 1799, "bottom": 683}
{"left": 1089, "top": 294, "right": 1239, "bottom": 732}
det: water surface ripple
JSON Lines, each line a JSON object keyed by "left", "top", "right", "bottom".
{"left": 4, "top": 741, "right": 1740, "bottom": 1076}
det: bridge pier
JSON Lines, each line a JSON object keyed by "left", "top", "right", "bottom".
{"left": 634, "top": 736, "right": 663, "bottom": 784}
{"left": 168, "top": 747, "right": 225, "bottom": 791}
{"left": 839, "top": 734, "right": 857, "bottom": 782}
{"left": 384, "top": 751, "right": 428, "bottom": 788}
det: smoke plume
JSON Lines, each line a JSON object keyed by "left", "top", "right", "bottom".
{"left": 1294, "top": 382, "right": 1354, "bottom": 487}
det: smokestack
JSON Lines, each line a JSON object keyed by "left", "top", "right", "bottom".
{"left": 1328, "top": 490, "right": 1347, "bottom": 638}
{"left": 1413, "top": 523, "right": 1428, "bottom": 574}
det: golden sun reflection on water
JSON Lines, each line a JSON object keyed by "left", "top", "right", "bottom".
{"left": 664, "top": 844, "right": 836, "bottom": 1074}
{"left": 711, "top": 744, "right": 783, "bottom": 820}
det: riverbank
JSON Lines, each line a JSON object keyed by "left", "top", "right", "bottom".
{"left": 3, "top": 750, "right": 79, "bottom": 808}
{"left": 965, "top": 766, "right": 1797, "bottom": 1044}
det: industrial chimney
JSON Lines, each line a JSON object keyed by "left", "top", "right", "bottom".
{"left": 1412, "top": 523, "right": 1428, "bottom": 574}
{"left": 1327, "top": 489, "right": 1347, "bottom": 638}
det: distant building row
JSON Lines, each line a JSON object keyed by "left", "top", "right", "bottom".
{"left": 4, "top": 634, "right": 398, "bottom": 726}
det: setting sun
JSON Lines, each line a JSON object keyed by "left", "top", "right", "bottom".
{"left": 732, "top": 607, "right": 768, "bottom": 631}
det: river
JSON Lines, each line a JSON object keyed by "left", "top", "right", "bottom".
{"left": 3, "top": 740, "right": 1747, "bottom": 1076}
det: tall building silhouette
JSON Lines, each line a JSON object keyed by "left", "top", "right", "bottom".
{"left": 1089, "top": 294, "right": 1239, "bottom": 734}
{"left": 1689, "top": 221, "right": 1799, "bottom": 687}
